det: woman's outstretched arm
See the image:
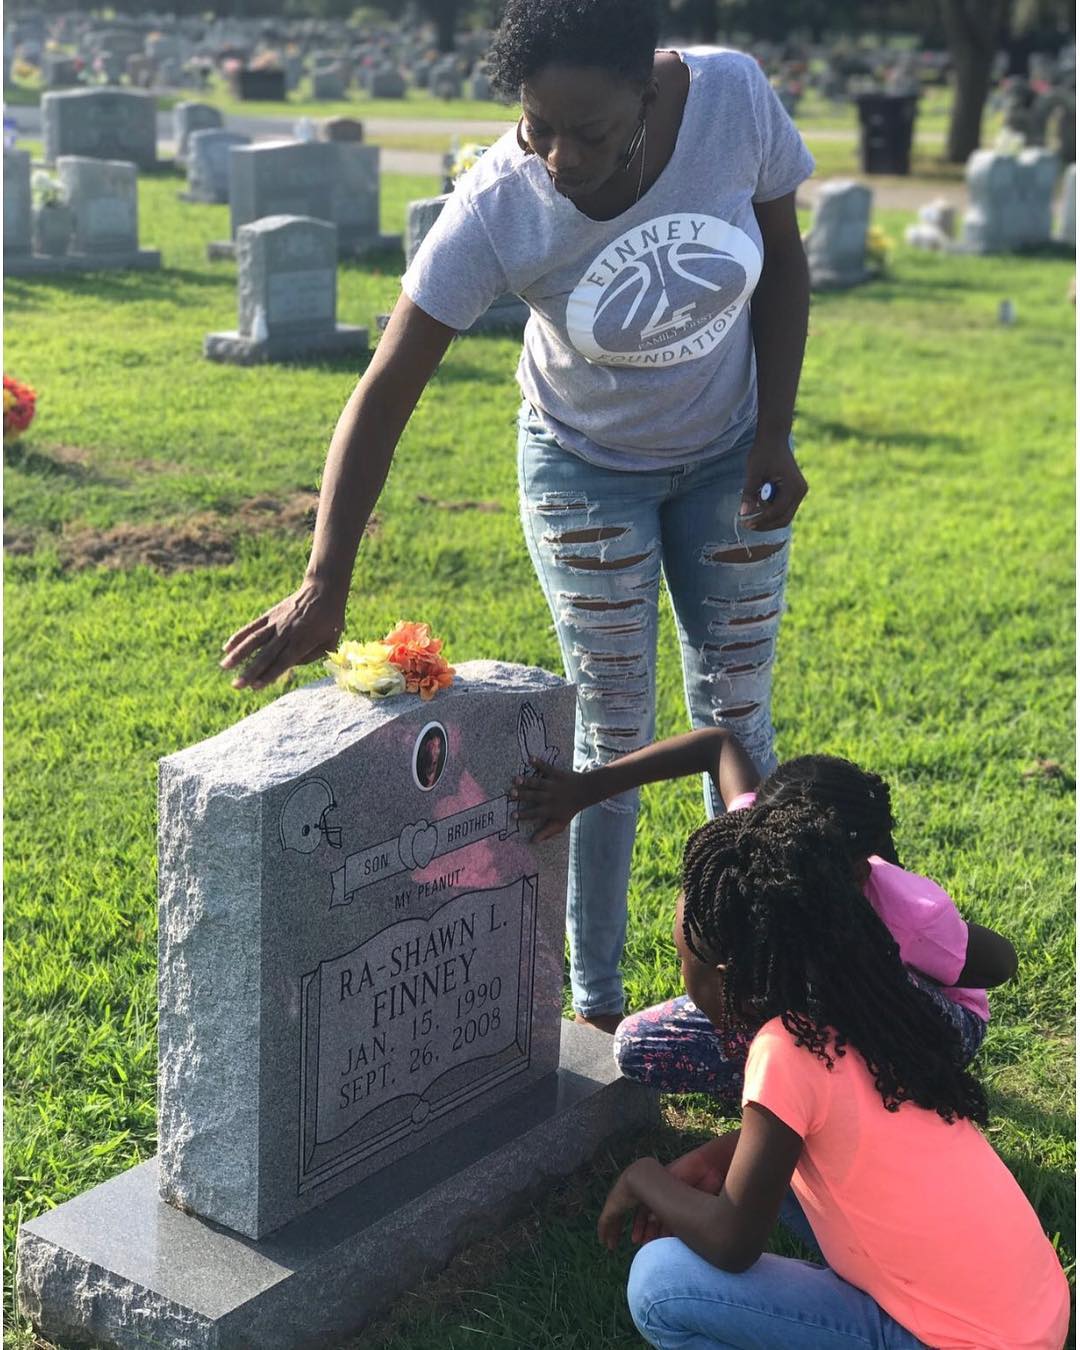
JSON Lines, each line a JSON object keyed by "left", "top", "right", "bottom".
{"left": 220, "top": 295, "right": 457, "bottom": 690}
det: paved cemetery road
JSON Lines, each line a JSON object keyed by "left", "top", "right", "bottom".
{"left": 11, "top": 103, "right": 513, "bottom": 144}
{"left": 11, "top": 103, "right": 966, "bottom": 209}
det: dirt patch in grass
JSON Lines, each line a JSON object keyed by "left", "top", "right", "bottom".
{"left": 4, "top": 491, "right": 378, "bottom": 575}
{"left": 59, "top": 516, "right": 237, "bottom": 572}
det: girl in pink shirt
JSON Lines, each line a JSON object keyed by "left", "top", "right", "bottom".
{"left": 510, "top": 727, "right": 1017, "bottom": 1097}
{"left": 595, "top": 796, "right": 1069, "bottom": 1350}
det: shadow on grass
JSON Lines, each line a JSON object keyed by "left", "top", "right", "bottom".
{"left": 4, "top": 266, "right": 234, "bottom": 310}
{"left": 3, "top": 440, "right": 123, "bottom": 486}
{"left": 140, "top": 158, "right": 185, "bottom": 179}
{"left": 797, "top": 413, "right": 969, "bottom": 456}
{"left": 434, "top": 355, "right": 520, "bottom": 384}
{"left": 340, "top": 247, "right": 406, "bottom": 275}
{"left": 989, "top": 1084, "right": 1077, "bottom": 1152}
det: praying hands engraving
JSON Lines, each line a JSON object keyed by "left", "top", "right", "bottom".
{"left": 517, "top": 702, "right": 559, "bottom": 775}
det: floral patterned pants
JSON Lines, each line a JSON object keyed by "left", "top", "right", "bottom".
{"left": 614, "top": 986, "right": 987, "bottom": 1106}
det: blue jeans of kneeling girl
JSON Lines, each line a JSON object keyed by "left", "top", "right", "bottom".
{"left": 516, "top": 403, "right": 791, "bottom": 1017}
{"left": 628, "top": 1194, "right": 929, "bottom": 1350}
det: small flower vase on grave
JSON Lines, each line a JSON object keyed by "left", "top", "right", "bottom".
{"left": 32, "top": 203, "right": 73, "bottom": 257}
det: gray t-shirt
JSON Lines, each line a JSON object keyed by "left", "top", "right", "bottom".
{"left": 401, "top": 48, "right": 814, "bottom": 470}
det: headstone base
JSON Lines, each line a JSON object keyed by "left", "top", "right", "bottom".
{"left": 18, "top": 1022, "right": 657, "bottom": 1350}
{"left": 207, "top": 232, "right": 402, "bottom": 262}
{"left": 808, "top": 266, "right": 871, "bottom": 291}
{"left": 203, "top": 324, "right": 370, "bottom": 365}
{"left": 5, "top": 248, "right": 162, "bottom": 276}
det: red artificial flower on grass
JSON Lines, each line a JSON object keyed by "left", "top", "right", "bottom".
{"left": 3, "top": 375, "right": 37, "bottom": 440}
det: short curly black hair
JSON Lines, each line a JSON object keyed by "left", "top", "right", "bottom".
{"left": 487, "top": 0, "right": 660, "bottom": 99}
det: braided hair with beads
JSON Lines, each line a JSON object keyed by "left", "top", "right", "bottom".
{"left": 757, "top": 753, "right": 901, "bottom": 865}
{"left": 680, "top": 793, "right": 988, "bottom": 1125}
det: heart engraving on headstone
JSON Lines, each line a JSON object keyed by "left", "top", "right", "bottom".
{"left": 397, "top": 821, "right": 418, "bottom": 868}
{"left": 412, "top": 824, "right": 438, "bottom": 868}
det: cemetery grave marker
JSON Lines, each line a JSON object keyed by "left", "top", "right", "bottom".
{"left": 43, "top": 87, "right": 158, "bottom": 170}
{"left": 204, "top": 214, "right": 368, "bottom": 364}
{"left": 804, "top": 179, "right": 873, "bottom": 289}
{"left": 367, "top": 64, "right": 406, "bottom": 98}
{"left": 962, "top": 148, "right": 1061, "bottom": 252}
{"left": 3, "top": 149, "right": 32, "bottom": 258}
{"left": 181, "top": 129, "right": 251, "bottom": 205}
{"left": 320, "top": 116, "right": 365, "bottom": 142}
{"left": 207, "top": 139, "right": 399, "bottom": 261}
{"left": 7, "top": 155, "right": 161, "bottom": 276}
{"left": 173, "top": 100, "right": 224, "bottom": 164}
{"left": 17, "top": 663, "right": 656, "bottom": 1348}
{"left": 43, "top": 54, "right": 80, "bottom": 90}
{"left": 1055, "top": 162, "right": 1076, "bottom": 245}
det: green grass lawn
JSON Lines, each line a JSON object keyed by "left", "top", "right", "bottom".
{"left": 3, "top": 169, "right": 1075, "bottom": 1348}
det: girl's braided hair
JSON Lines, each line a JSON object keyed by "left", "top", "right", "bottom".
{"left": 487, "top": 0, "right": 660, "bottom": 99}
{"left": 757, "top": 753, "right": 901, "bottom": 865}
{"left": 681, "top": 794, "right": 988, "bottom": 1125}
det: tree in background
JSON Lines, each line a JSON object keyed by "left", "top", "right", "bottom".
{"left": 939, "top": 0, "right": 1008, "bottom": 161}
{"left": 419, "top": 0, "right": 461, "bottom": 50}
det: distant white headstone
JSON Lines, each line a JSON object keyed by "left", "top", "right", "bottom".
{"left": 962, "top": 148, "right": 1060, "bottom": 252}
{"left": 59, "top": 155, "right": 138, "bottom": 255}
{"left": 804, "top": 180, "right": 873, "bottom": 288}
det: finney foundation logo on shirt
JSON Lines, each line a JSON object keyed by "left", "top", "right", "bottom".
{"left": 566, "top": 213, "right": 761, "bottom": 367}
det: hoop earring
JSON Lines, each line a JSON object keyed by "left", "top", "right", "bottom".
{"left": 516, "top": 117, "right": 534, "bottom": 155}
{"left": 621, "top": 115, "right": 646, "bottom": 172}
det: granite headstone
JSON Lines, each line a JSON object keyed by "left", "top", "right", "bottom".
{"left": 319, "top": 116, "right": 364, "bottom": 142}
{"left": 43, "top": 88, "right": 157, "bottom": 170}
{"left": 804, "top": 179, "right": 873, "bottom": 288}
{"left": 204, "top": 214, "right": 368, "bottom": 364}
{"left": 368, "top": 64, "right": 406, "bottom": 98}
{"left": 158, "top": 665, "right": 574, "bottom": 1236}
{"left": 1056, "top": 162, "right": 1076, "bottom": 244}
{"left": 173, "top": 100, "right": 224, "bottom": 163}
{"left": 11, "top": 155, "right": 165, "bottom": 274}
{"left": 312, "top": 63, "right": 345, "bottom": 100}
{"left": 208, "top": 139, "right": 398, "bottom": 260}
{"left": 226, "top": 139, "right": 336, "bottom": 241}
{"left": 328, "top": 142, "right": 381, "bottom": 253}
{"left": 16, "top": 664, "right": 656, "bottom": 1350}
{"left": 4, "top": 149, "right": 32, "bottom": 257}
{"left": 183, "top": 129, "right": 250, "bottom": 204}
{"left": 962, "top": 148, "right": 1060, "bottom": 252}
{"left": 43, "top": 54, "right": 80, "bottom": 90}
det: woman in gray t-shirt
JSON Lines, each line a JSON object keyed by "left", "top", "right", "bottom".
{"left": 222, "top": 0, "right": 814, "bottom": 1033}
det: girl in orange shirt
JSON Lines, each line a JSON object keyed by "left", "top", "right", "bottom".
{"left": 597, "top": 793, "right": 1068, "bottom": 1350}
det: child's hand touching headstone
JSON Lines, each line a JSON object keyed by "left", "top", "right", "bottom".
{"left": 510, "top": 757, "right": 597, "bottom": 841}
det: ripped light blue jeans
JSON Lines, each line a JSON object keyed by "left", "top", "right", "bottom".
{"left": 516, "top": 403, "right": 791, "bottom": 1017}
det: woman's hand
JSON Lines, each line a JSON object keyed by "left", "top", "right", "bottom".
{"left": 739, "top": 432, "right": 807, "bottom": 532}
{"left": 509, "top": 757, "right": 596, "bottom": 842}
{"left": 220, "top": 579, "right": 347, "bottom": 691}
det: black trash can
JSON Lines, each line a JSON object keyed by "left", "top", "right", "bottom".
{"left": 854, "top": 93, "right": 919, "bottom": 174}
